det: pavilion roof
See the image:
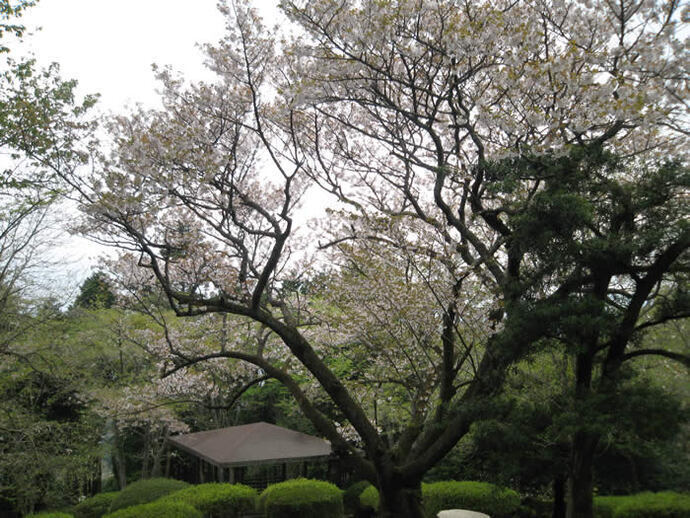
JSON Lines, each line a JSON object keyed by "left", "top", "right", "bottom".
{"left": 168, "top": 421, "right": 332, "bottom": 468}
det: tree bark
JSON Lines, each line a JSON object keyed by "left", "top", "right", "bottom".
{"left": 566, "top": 432, "right": 599, "bottom": 518}
{"left": 553, "top": 475, "right": 566, "bottom": 518}
{"left": 377, "top": 475, "right": 424, "bottom": 518}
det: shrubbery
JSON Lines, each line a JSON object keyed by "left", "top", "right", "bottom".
{"left": 103, "top": 501, "right": 201, "bottom": 518}
{"left": 73, "top": 492, "right": 120, "bottom": 518}
{"left": 107, "top": 478, "right": 190, "bottom": 513}
{"left": 359, "top": 480, "right": 521, "bottom": 518}
{"left": 26, "top": 513, "right": 74, "bottom": 518}
{"left": 593, "top": 492, "right": 690, "bottom": 518}
{"left": 259, "top": 478, "right": 344, "bottom": 518}
{"left": 162, "top": 483, "right": 257, "bottom": 518}
{"left": 343, "top": 481, "right": 373, "bottom": 516}
{"left": 595, "top": 496, "right": 630, "bottom": 518}
{"left": 423, "top": 481, "right": 521, "bottom": 518}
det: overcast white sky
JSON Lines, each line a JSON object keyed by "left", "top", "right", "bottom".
{"left": 18, "top": 0, "right": 281, "bottom": 111}
{"left": 11, "top": 1, "right": 282, "bottom": 288}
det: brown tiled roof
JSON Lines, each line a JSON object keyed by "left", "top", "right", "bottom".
{"left": 168, "top": 422, "right": 332, "bottom": 467}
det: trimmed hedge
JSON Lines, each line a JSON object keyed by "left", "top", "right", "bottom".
{"left": 103, "top": 501, "right": 202, "bottom": 518}
{"left": 610, "top": 492, "right": 690, "bottom": 518}
{"left": 108, "top": 478, "right": 190, "bottom": 512}
{"left": 423, "top": 481, "right": 521, "bottom": 518}
{"left": 161, "top": 483, "right": 257, "bottom": 518}
{"left": 359, "top": 485, "right": 378, "bottom": 511}
{"left": 343, "top": 481, "right": 373, "bottom": 515}
{"left": 359, "top": 480, "right": 521, "bottom": 518}
{"left": 595, "top": 496, "right": 630, "bottom": 518}
{"left": 260, "top": 478, "right": 344, "bottom": 518}
{"left": 26, "top": 513, "right": 74, "bottom": 518}
{"left": 73, "top": 492, "right": 120, "bottom": 518}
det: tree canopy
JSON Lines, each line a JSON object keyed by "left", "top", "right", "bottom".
{"left": 24, "top": 1, "right": 690, "bottom": 517}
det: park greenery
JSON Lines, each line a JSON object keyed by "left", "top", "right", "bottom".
{"left": 0, "top": 0, "right": 688, "bottom": 517}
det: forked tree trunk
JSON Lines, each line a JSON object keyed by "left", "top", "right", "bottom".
{"left": 566, "top": 432, "right": 598, "bottom": 518}
{"left": 377, "top": 477, "right": 424, "bottom": 518}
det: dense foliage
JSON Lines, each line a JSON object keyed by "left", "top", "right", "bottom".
{"left": 73, "top": 492, "right": 120, "bottom": 518}
{"left": 103, "top": 500, "right": 201, "bottom": 518}
{"left": 259, "top": 478, "right": 344, "bottom": 518}
{"left": 161, "top": 483, "right": 257, "bottom": 517}
{"left": 107, "top": 478, "right": 190, "bottom": 513}
{"left": 361, "top": 481, "right": 520, "bottom": 518}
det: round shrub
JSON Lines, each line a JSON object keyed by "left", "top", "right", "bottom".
{"left": 73, "top": 492, "right": 120, "bottom": 518}
{"left": 423, "top": 481, "right": 521, "bottom": 518}
{"left": 161, "top": 483, "right": 257, "bottom": 518}
{"left": 595, "top": 496, "right": 631, "bottom": 518}
{"left": 359, "top": 480, "right": 521, "bottom": 518}
{"left": 359, "top": 485, "right": 379, "bottom": 511}
{"left": 612, "top": 491, "right": 690, "bottom": 518}
{"left": 108, "top": 478, "right": 189, "bottom": 512}
{"left": 344, "top": 481, "right": 373, "bottom": 515}
{"left": 104, "top": 500, "right": 201, "bottom": 518}
{"left": 260, "top": 478, "right": 344, "bottom": 518}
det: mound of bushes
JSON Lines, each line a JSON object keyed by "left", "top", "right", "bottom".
{"left": 162, "top": 483, "right": 257, "bottom": 517}
{"left": 108, "top": 478, "right": 190, "bottom": 513}
{"left": 26, "top": 513, "right": 74, "bottom": 518}
{"left": 343, "top": 481, "right": 373, "bottom": 516}
{"left": 595, "top": 496, "right": 630, "bottom": 518}
{"left": 259, "top": 478, "right": 344, "bottom": 518}
{"left": 359, "top": 480, "right": 521, "bottom": 518}
{"left": 424, "top": 481, "right": 521, "bottom": 518}
{"left": 73, "top": 492, "right": 120, "bottom": 518}
{"left": 103, "top": 501, "right": 201, "bottom": 518}
{"left": 594, "top": 491, "right": 690, "bottom": 518}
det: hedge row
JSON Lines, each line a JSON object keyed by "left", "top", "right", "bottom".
{"left": 108, "top": 478, "right": 190, "bottom": 513}
{"left": 360, "top": 480, "right": 521, "bottom": 518}
{"left": 161, "top": 482, "right": 258, "bottom": 518}
{"left": 73, "top": 492, "right": 120, "bottom": 518}
{"left": 104, "top": 501, "right": 201, "bottom": 518}
{"left": 595, "top": 492, "right": 690, "bottom": 518}
{"left": 259, "top": 478, "right": 344, "bottom": 518}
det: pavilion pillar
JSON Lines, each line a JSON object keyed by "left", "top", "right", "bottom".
{"left": 228, "top": 467, "right": 235, "bottom": 483}
{"left": 218, "top": 465, "right": 224, "bottom": 482}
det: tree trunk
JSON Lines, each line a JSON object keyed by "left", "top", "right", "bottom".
{"left": 553, "top": 475, "right": 566, "bottom": 518}
{"left": 377, "top": 478, "right": 424, "bottom": 518}
{"left": 566, "top": 432, "right": 598, "bottom": 518}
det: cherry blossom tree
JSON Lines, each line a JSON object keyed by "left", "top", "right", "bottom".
{"left": 75, "top": 1, "right": 688, "bottom": 517}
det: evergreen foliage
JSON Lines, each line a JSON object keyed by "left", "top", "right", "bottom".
{"left": 259, "top": 478, "right": 344, "bottom": 518}
{"left": 73, "top": 492, "right": 120, "bottom": 518}
{"left": 107, "top": 479, "right": 189, "bottom": 513}
{"left": 343, "top": 480, "right": 373, "bottom": 516}
{"left": 360, "top": 480, "right": 521, "bottom": 518}
{"left": 73, "top": 273, "right": 116, "bottom": 309}
{"left": 161, "top": 483, "right": 257, "bottom": 517}
{"left": 103, "top": 500, "right": 201, "bottom": 518}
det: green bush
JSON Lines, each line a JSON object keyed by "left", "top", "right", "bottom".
{"left": 359, "top": 485, "right": 379, "bottom": 511}
{"left": 422, "top": 481, "right": 521, "bottom": 518}
{"left": 612, "top": 492, "right": 690, "bottom": 518}
{"left": 26, "top": 513, "right": 74, "bottom": 518}
{"left": 260, "top": 478, "right": 344, "bottom": 518}
{"left": 161, "top": 483, "right": 257, "bottom": 518}
{"left": 595, "top": 496, "right": 630, "bottom": 518}
{"left": 104, "top": 501, "right": 201, "bottom": 518}
{"left": 359, "top": 480, "right": 521, "bottom": 518}
{"left": 73, "top": 492, "right": 120, "bottom": 518}
{"left": 108, "top": 478, "right": 189, "bottom": 512}
{"left": 343, "top": 481, "right": 372, "bottom": 515}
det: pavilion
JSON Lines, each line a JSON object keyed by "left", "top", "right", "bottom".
{"left": 168, "top": 422, "right": 334, "bottom": 487}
